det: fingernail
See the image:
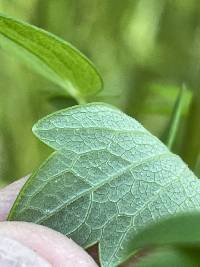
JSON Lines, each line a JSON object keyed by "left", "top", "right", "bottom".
{"left": 0, "top": 235, "right": 52, "bottom": 267}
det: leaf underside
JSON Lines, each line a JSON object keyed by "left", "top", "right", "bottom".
{"left": 0, "top": 14, "right": 102, "bottom": 101}
{"left": 8, "top": 103, "right": 200, "bottom": 267}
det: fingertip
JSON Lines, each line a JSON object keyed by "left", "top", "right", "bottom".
{"left": 0, "top": 222, "right": 98, "bottom": 267}
{"left": 0, "top": 234, "right": 52, "bottom": 267}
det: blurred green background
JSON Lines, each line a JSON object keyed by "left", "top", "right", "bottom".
{"left": 0, "top": 0, "right": 200, "bottom": 187}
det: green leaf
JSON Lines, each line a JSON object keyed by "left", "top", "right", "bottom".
{"left": 126, "top": 212, "right": 200, "bottom": 251}
{"left": 8, "top": 103, "right": 200, "bottom": 267}
{"left": 162, "top": 85, "right": 191, "bottom": 149}
{"left": 133, "top": 248, "right": 200, "bottom": 267}
{"left": 0, "top": 14, "right": 103, "bottom": 103}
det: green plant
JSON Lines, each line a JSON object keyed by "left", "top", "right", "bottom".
{"left": 0, "top": 13, "right": 102, "bottom": 104}
{"left": 1, "top": 14, "right": 200, "bottom": 267}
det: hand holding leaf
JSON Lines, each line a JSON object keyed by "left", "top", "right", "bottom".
{"left": 8, "top": 103, "right": 200, "bottom": 267}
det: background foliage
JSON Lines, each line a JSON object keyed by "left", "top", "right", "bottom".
{"left": 0, "top": 0, "right": 200, "bottom": 187}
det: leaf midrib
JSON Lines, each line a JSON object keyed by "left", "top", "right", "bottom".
{"left": 25, "top": 151, "right": 172, "bottom": 224}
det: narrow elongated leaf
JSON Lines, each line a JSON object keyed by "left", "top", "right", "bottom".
{"left": 0, "top": 14, "right": 103, "bottom": 102}
{"left": 133, "top": 248, "right": 200, "bottom": 267}
{"left": 162, "top": 86, "right": 191, "bottom": 149}
{"left": 8, "top": 103, "right": 200, "bottom": 267}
